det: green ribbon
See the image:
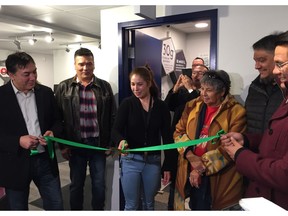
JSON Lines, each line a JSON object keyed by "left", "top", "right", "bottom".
{"left": 30, "top": 130, "right": 225, "bottom": 159}
{"left": 126, "top": 130, "right": 225, "bottom": 152}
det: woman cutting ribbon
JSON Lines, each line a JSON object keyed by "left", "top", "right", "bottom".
{"left": 111, "top": 65, "right": 174, "bottom": 210}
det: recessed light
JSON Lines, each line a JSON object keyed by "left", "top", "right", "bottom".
{"left": 195, "top": 22, "right": 208, "bottom": 28}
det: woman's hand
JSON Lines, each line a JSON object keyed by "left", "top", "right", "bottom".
{"left": 189, "top": 169, "right": 202, "bottom": 188}
{"left": 186, "top": 150, "right": 206, "bottom": 171}
{"left": 118, "top": 140, "right": 129, "bottom": 156}
{"left": 162, "top": 171, "right": 171, "bottom": 186}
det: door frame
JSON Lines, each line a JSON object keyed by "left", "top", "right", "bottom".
{"left": 118, "top": 9, "right": 218, "bottom": 103}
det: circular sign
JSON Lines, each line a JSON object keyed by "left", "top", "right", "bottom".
{"left": 0, "top": 68, "right": 7, "bottom": 75}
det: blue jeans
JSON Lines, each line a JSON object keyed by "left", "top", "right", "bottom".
{"left": 69, "top": 137, "right": 106, "bottom": 210}
{"left": 120, "top": 153, "right": 161, "bottom": 210}
{"left": 5, "top": 153, "right": 63, "bottom": 210}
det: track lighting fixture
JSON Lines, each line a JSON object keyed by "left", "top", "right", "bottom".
{"left": 45, "top": 33, "right": 54, "bottom": 43}
{"left": 28, "top": 34, "right": 37, "bottom": 45}
{"left": 13, "top": 38, "right": 21, "bottom": 50}
{"left": 65, "top": 45, "right": 70, "bottom": 53}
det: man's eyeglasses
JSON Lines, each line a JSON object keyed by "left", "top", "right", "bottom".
{"left": 192, "top": 71, "right": 205, "bottom": 76}
{"left": 275, "top": 60, "right": 288, "bottom": 70}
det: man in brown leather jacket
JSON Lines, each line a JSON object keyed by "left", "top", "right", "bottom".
{"left": 55, "top": 48, "right": 117, "bottom": 210}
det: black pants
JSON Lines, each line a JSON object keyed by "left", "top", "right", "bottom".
{"left": 189, "top": 175, "right": 211, "bottom": 210}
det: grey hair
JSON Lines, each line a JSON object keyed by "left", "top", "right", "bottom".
{"left": 200, "top": 70, "right": 231, "bottom": 97}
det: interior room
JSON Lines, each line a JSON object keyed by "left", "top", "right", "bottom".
{"left": 0, "top": 5, "right": 288, "bottom": 211}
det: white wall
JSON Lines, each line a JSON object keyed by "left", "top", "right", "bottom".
{"left": 186, "top": 32, "right": 210, "bottom": 67}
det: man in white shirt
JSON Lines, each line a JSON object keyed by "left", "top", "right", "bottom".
{"left": 0, "top": 52, "right": 63, "bottom": 210}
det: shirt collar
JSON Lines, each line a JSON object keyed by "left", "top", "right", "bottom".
{"left": 11, "top": 80, "right": 34, "bottom": 94}
{"left": 76, "top": 76, "right": 94, "bottom": 85}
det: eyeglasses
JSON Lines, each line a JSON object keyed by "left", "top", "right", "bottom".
{"left": 275, "top": 60, "right": 288, "bottom": 70}
{"left": 192, "top": 71, "right": 205, "bottom": 76}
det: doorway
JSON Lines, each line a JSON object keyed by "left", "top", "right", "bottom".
{"left": 118, "top": 9, "right": 218, "bottom": 103}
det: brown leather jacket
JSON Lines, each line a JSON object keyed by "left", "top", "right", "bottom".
{"left": 55, "top": 75, "right": 117, "bottom": 148}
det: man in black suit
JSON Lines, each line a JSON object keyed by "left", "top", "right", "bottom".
{"left": 0, "top": 52, "right": 63, "bottom": 210}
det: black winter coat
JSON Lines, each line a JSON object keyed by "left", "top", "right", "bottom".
{"left": 245, "top": 75, "right": 283, "bottom": 133}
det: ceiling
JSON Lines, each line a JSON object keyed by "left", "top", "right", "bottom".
{"left": 0, "top": 5, "right": 210, "bottom": 55}
{"left": 0, "top": 5, "right": 122, "bottom": 54}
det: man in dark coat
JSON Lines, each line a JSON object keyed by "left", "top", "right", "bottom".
{"left": 245, "top": 33, "right": 283, "bottom": 133}
{"left": 221, "top": 31, "right": 288, "bottom": 210}
{"left": 0, "top": 52, "right": 63, "bottom": 210}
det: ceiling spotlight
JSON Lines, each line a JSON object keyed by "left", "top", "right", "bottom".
{"left": 45, "top": 33, "right": 54, "bottom": 43}
{"left": 28, "top": 34, "right": 37, "bottom": 45}
{"left": 65, "top": 46, "right": 70, "bottom": 53}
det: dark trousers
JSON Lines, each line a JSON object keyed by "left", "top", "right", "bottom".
{"left": 69, "top": 137, "right": 106, "bottom": 210}
{"left": 5, "top": 153, "right": 63, "bottom": 210}
{"left": 188, "top": 175, "right": 211, "bottom": 210}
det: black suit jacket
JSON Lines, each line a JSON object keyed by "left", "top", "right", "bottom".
{"left": 0, "top": 81, "right": 62, "bottom": 189}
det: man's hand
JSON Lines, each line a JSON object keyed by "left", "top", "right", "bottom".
{"left": 38, "top": 130, "right": 54, "bottom": 146}
{"left": 222, "top": 137, "right": 243, "bottom": 160}
{"left": 19, "top": 135, "right": 40, "bottom": 150}
{"left": 181, "top": 75, "right": 194, "bottom": 90}
{"left": 173, "top": 75, "right": 184, "bottom": 93}
{"left": 220, "top": 132, "right": 244, "bottom": 147}
{"left": 61, "top": 148, "right": 71, "bottom": 160}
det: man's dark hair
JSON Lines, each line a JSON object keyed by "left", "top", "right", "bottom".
{"left": 74, "top": 47, "right": 94, "bottom": 59}
{"left": 5, "top": 52, "right": 35, "bottom": 74}
{"left": 252, "top": 33, "right": 280, "bottom": 52}
{"left": 193, "top": 57, "right": 204, "bottom": 64}
{"left": 275, "top": 31, "right": 288, "bottom": 46}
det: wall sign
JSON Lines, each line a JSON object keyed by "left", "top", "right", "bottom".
{"left": 161, "top": 37, "right": 176, "bottom": 74}
{"left": 174, "top": 50, "right": 187, "bottom": 78}
{"left": 0, "top": 67, "right": 7, "bottom": 75}
{"left": 0, "top": 67, "right": 10, "bottom": 85}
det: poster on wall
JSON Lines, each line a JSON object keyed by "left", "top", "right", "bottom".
{"left": 0, "top": 62, "right": 10, "bottom": 86}
{"left": 174, "top": 50, "right": 187, "bottom": 80}
{"left": 161, "top": 37, "right": 176, "bottom": 75}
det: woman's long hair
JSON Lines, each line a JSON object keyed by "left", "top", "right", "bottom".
{"left": 129, "top": 64, "right": 160, "bottom": 98}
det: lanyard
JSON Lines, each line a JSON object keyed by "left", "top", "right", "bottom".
{"left": 141, "top": 96, "right": 153, "bottom": 146}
